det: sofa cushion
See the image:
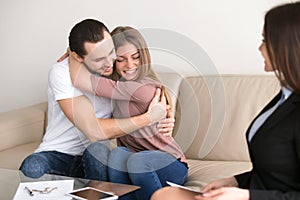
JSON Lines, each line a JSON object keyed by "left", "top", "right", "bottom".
{"left": 174, "top": 75, "right": 280, "bottom": 161}
{"left": 0, "top": 142, "right": 40, "bottom": 170}
{"left": 0, "top": 103, "right": 47, "bottom": 152}
{"left": 157, "top": 73, "right": 184, "bottom": 115}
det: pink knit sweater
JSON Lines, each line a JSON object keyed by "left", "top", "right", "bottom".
{"left": 91, "top": 76, "right": 187, "bottom": 163}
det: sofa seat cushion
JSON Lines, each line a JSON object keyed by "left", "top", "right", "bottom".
{"left": 184, "top": 159, "right": 252, "bottom": 189}
{"left": 0, "top": 142, "right": 40, "bottom": 170}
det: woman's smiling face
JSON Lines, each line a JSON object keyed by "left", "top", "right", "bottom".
{"left": 115, "top": 42, "right": 141, "bottom": 80}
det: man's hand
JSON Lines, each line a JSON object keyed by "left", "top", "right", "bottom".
{"left": 147, "top": 88, "right": 167, "bottom": 124}
{"left": 158, "top": 108, "right": 175, "bottom": 136}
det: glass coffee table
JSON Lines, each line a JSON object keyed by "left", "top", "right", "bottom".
{"left": 0, "top": 168, "right": 140, "bottom": 199}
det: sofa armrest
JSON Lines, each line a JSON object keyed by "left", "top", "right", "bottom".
{"left": 0, "top": 102, "right": 47, "bottom": 152}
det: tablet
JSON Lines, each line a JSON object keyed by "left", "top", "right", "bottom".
{"left": 166, "top": 181, "right": 203, "bottom": 195}
{"left": 66, "top": 187, "right": 118, "bottom": 200}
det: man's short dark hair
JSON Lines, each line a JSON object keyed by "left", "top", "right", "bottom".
{"left": 69, "top": 19, "right": 109, "bottom": 58}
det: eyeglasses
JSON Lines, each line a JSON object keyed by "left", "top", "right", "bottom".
{"left": 25, "top": 186, "right": 57, "bottom": 196}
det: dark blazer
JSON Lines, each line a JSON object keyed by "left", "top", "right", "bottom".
{"left": 235, "top": 91, "right": 300, "bottom": 200}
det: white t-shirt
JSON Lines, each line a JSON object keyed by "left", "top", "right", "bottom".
{"left": 36, "top": 58, "right": 112, "bottom": 156}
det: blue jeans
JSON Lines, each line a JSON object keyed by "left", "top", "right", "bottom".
{"left": 82, "top": 141, "right": 111, "bottom": 181}
{"left": 108, "top": 147, "right": 188, "bottom": 200}
{"left": 19, "top": 141, "right": 110, "bottom": 181}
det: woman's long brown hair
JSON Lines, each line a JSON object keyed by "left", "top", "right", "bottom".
{"left": 264, "top": 1, "right": 300, "bottom": 93}
{"left": 111, "top": 26, "right": 172, "bottom": 107}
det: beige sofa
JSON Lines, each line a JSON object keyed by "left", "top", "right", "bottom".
{"left": 0, "top": 74, "right": 280, "bottom": 189}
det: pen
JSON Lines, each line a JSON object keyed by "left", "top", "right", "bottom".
{"left": 25, "top": 186, "right": 34, "bottom": 196}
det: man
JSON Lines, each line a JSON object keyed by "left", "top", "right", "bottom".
{"left": 19, "top": 19, "right": 172, "bottom": 181}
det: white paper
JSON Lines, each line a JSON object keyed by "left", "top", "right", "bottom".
{"left": 166, "top": 181, "right": 203, "bottom": 194}
{"left": 13, "top": 180, "right": 74, "bottom": 200}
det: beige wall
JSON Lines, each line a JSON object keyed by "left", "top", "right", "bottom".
{"left": 0, "top": 0, "right": 288, "bottom": 112}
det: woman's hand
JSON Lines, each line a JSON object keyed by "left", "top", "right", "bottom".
{"left": 68, "top": 50, "right": 82, "bottom": 85}
{"left": 57, "top": 49, "right": 70, "bottom": 62}
{"left": 68, "top": 50, "right": 94, "bottom": 94}
{"left": 195, "top": 187, "right": 249, "bottom": 200}
{"left": 201, "top": 177, "right": 238, "bottom": 193}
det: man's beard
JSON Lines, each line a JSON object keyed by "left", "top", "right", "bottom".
{"left": 83, "top": 62, "right": 99, "bottom": 75}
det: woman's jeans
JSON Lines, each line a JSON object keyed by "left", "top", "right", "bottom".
{"left": 108, "top": 147, "right": 188, "bottom": 200}
{"left": 19, "top": 141, "right": 110, "bottom": 181}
